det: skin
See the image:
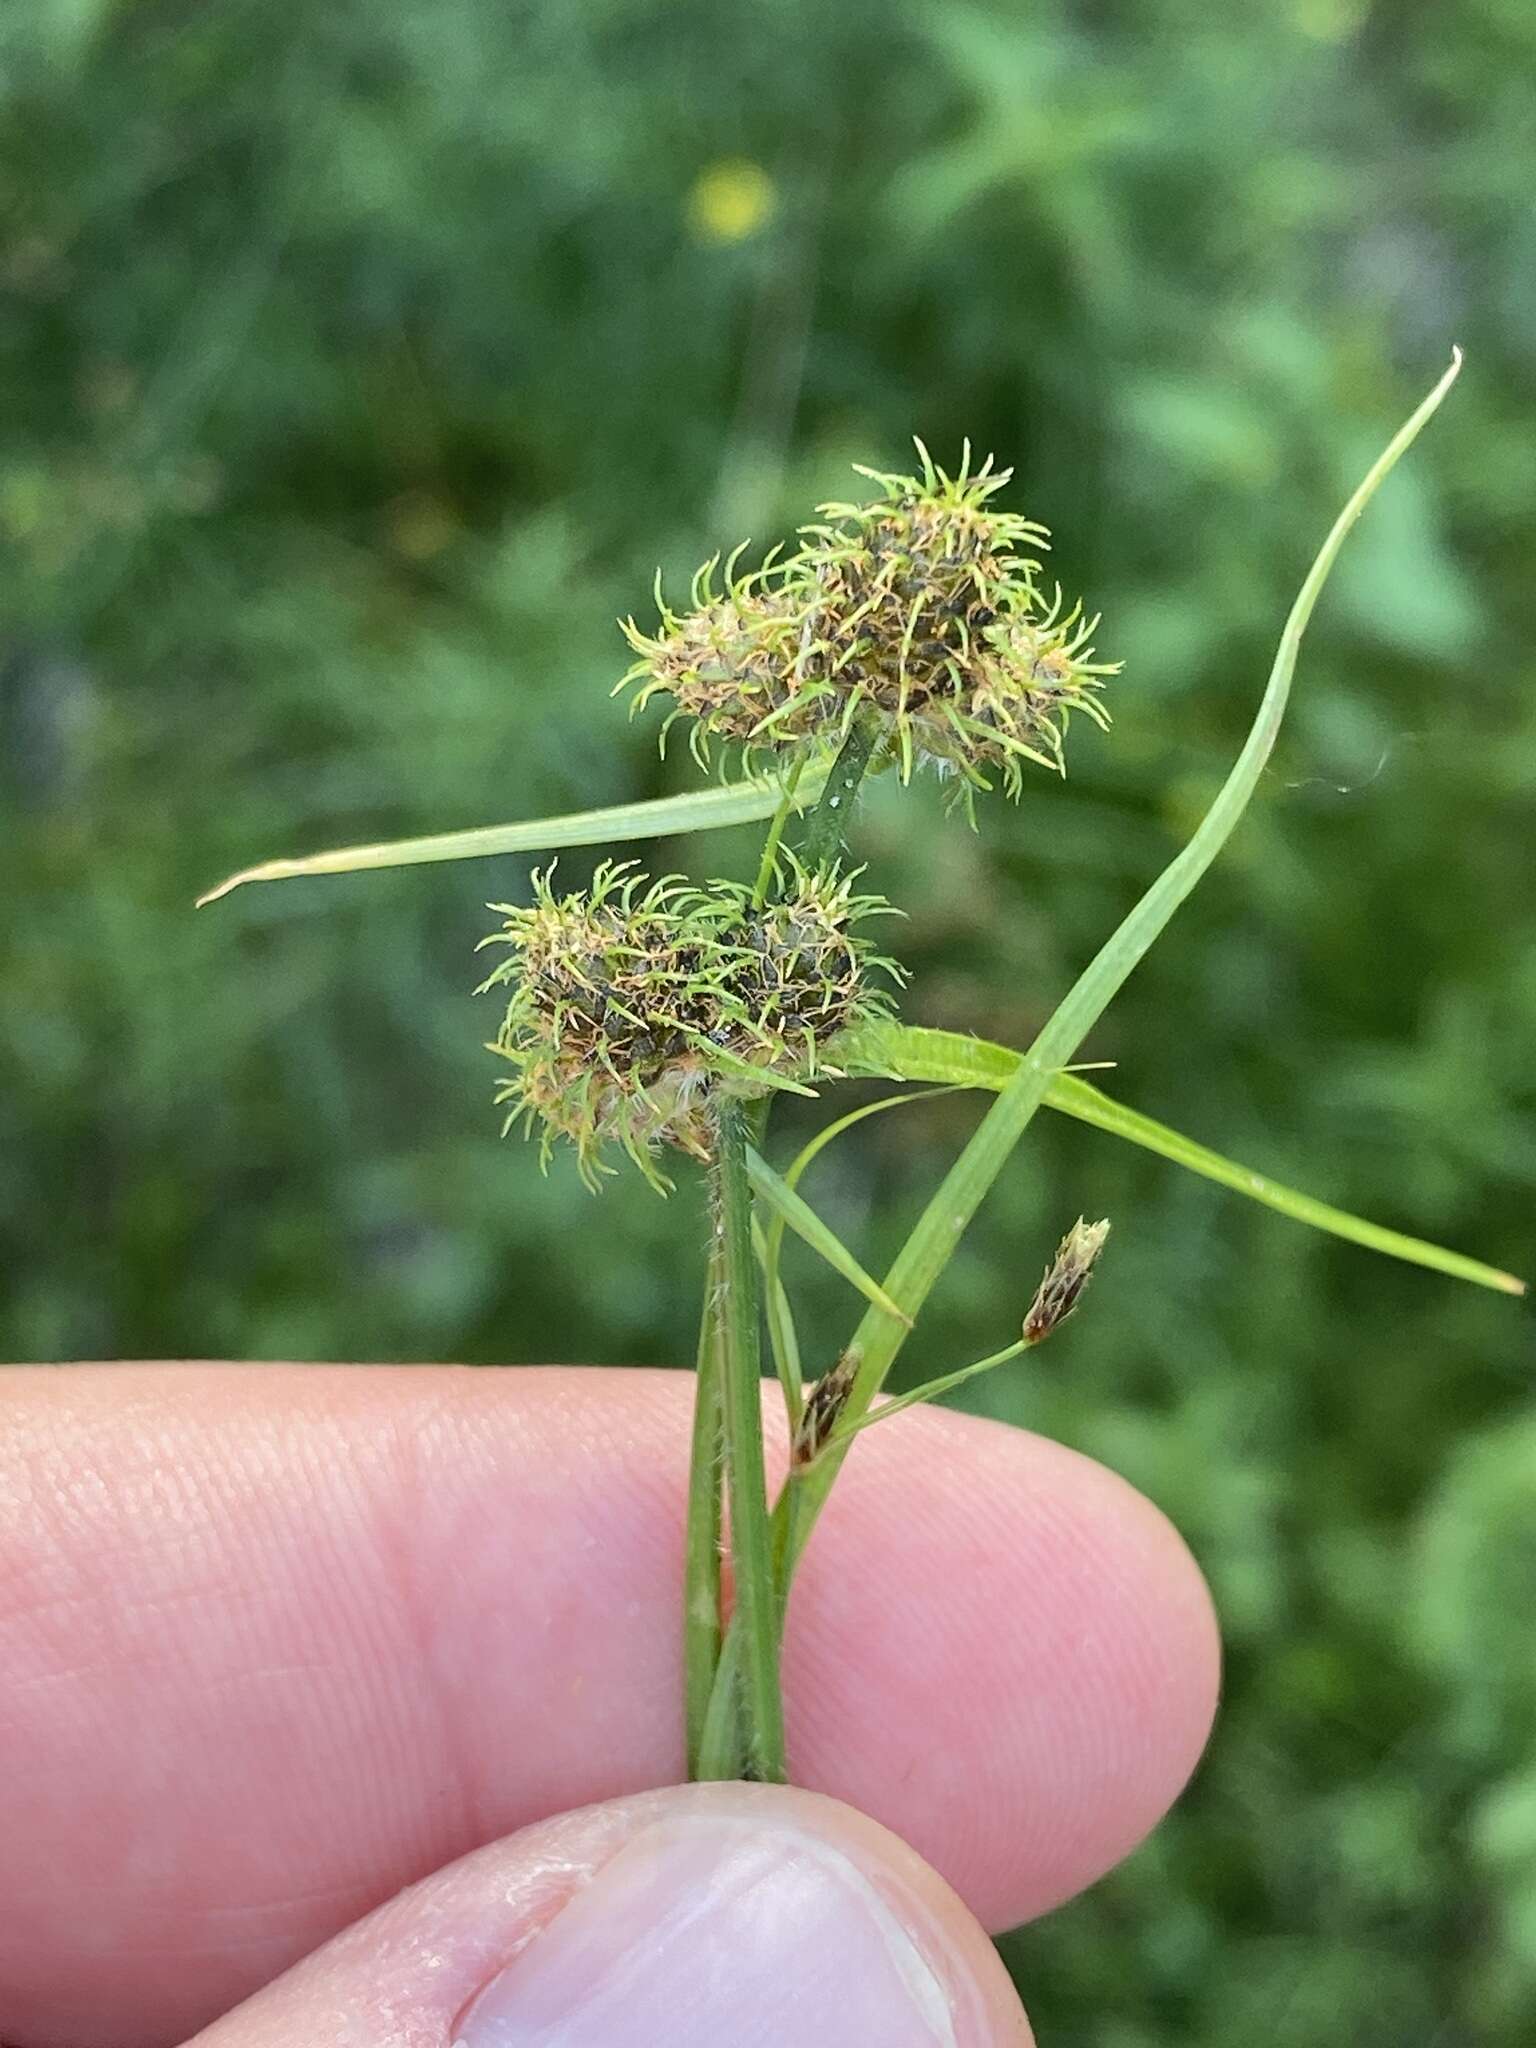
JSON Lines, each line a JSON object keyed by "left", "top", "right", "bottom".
{"left": 200, "top": 1784, "right": 1038, "bottom": 2047}
{"left": 0, "top": 1363, "right": 1221, "bottom": 2047}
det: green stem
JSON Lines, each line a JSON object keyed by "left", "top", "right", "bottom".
{"left": 682, "top": 1239, "right": 725, "bottom": 1777}
{"left": 820, "top": 1338, "right": 1029, "bottom": 1451}
{"left": 696, "top": 1100, "right": 787, "bottom": 1782}
{"left": 750, "top": 755, "right": 807, "bottom": 907}
{"left": 795, "top": 718, "right": 880, "bottom": 872}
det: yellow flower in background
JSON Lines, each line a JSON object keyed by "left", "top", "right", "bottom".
{"left": 686, "top": 159, "right": 776, "bottom": 244}
{"left": 1294, "top": 0, "right": 1369, "bottom": 42}
{"left": 385, "top": 489, "right": 459, "bottom": 562}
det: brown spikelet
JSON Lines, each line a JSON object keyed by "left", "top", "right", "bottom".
{"left": 791, "top": 1348, "right": 863, "bottom": 1467}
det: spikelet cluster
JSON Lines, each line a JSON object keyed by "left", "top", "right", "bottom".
{"left": 478, "top": 860, "right": 902, "bottom": 1188}
{"left": 619, "top": 443, "right": 1118, "bottom": 806}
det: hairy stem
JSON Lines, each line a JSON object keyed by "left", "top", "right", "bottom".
{"left": 696, "top": 1100, "right": 787, "bottom": 1782}
{"left": 682, "top": 1240, "right": 725, "bottom": 1776}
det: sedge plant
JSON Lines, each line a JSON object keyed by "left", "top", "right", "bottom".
{"left": 201, "top": 353, "right": 1523, "bottom": 1785}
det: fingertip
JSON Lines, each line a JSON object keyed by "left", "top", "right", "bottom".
{"left": 201, "top": 1784, "right": 1033, "bottom": 2047}
{"left": 1, "top": 1364, "right": 1218, "bottom": 2039}
{"left": 785, "top": 1401, "right": 1220, "bottom": 1929}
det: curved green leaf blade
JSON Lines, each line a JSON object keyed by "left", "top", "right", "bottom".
{"left": 758, "top": 1087, "right": 963, "bottom": 1354}
{"left": 702, "top": 357, "right": 1475, "bottom": 1729}
{"left": 752, "top": 1214, "right": 805, "bottom": 1428}
{"left": 843, "top": 1019, "right": 1524, "bottom": 1297}
{"left": 745, "top": 1144, "right": 912, "bottom": 1326}
{"left": 781, "top": 352, "right": 1468, "bottom": 1562}
{"left": 779, "top": 1085, "right": 965, "bottom": 1199}
{"left": 196, "top": 760, "right": 830, "bottom": 906}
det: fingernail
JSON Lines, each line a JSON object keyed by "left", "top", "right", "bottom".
{"left": 453, "top": 1814, "right": 960, "bottom": 2046}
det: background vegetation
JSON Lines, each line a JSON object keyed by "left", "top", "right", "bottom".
{"left": 3, "top": 1, "right": 1533, "bottom": 2038}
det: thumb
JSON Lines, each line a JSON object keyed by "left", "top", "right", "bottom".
{"left": 193, "top": 1782, "right": 1033, "bottom": 2046}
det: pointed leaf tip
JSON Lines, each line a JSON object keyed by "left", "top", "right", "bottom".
{"left": 195, "top": 761, "right": 831, "bottom": 906}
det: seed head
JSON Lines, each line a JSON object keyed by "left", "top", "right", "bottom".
{"left": 1023, "top": 1217, "right": 1111, "bottom": 1344}
{"left": 620, "top": 556, "right": 806, "bottom": 770}
{"left": 478, "top": 859, "right": 902, "bottom": 1188}
{"left": 618, "top": 443, "right": 1118, "bottom": 805}
{"left": 790, "top": 1348, "right": 862, "bottom": 1468}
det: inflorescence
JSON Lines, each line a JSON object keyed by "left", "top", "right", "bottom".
{"left": 620, "top": 442, "right": 1118, "bottom": 804}
{"left": 479, "top": 859, "right": 902, "bottom": 1188}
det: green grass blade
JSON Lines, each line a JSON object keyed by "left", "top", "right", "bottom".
{"left": 699, "top": 1103, "right": 786, "bottom": 1783}
{"left": 782, "top": 352, "right": 1467, "bottom": 1565}
{"left": 846, "top": 1019, "right": 1524, "bottom": 1296}
{"left": 752, "top": 1214, "right": 805, "bottom": 1428}
{"left": 745, "top": 1145, "right": 913, "bottom": 1326}
{"left": 837, "top": 1023, "right": 1019, "bottom": 1095}
{"left": 701, "top": 360, "right": 1469, "bottom": 1729}
{"left": 753, "top": 1089, "right": 958, "bottom": 1392}
{"left": 196, "top": 760, "right": 830, "bottom": 905}
{"left": 682, "top": 1246, "right": 726, "bottom": 1777}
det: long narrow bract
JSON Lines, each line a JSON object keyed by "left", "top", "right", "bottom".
{"left": 837, "top": 1018, "right": 1522, "bottom": 1296}
{"left": 196, "top": 761, "right": 830, "bottom": 905}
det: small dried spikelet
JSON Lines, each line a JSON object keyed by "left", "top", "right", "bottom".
{"left": 617, "top": 442, "right": 1119, "bottom": 804}
{"left": 477, "top": 858, "right": 903, "bottom": 1189}
{"left": 790, "top": 1347, "right": 862, "bottom": 1468}
{"left": 1023, "top": 1217, "right": 1110, "bottom": 1344}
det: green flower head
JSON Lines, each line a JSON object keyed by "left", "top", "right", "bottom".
{"left": 478, "top": 859, "right": 902, "bottom": 1189}
{"left": 619, "top": 443, "right": 1118, "bottom": 806}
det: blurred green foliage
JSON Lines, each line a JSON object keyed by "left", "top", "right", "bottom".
{"left": 2, "top": 0, "right": 1533, "bottom": 2038}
